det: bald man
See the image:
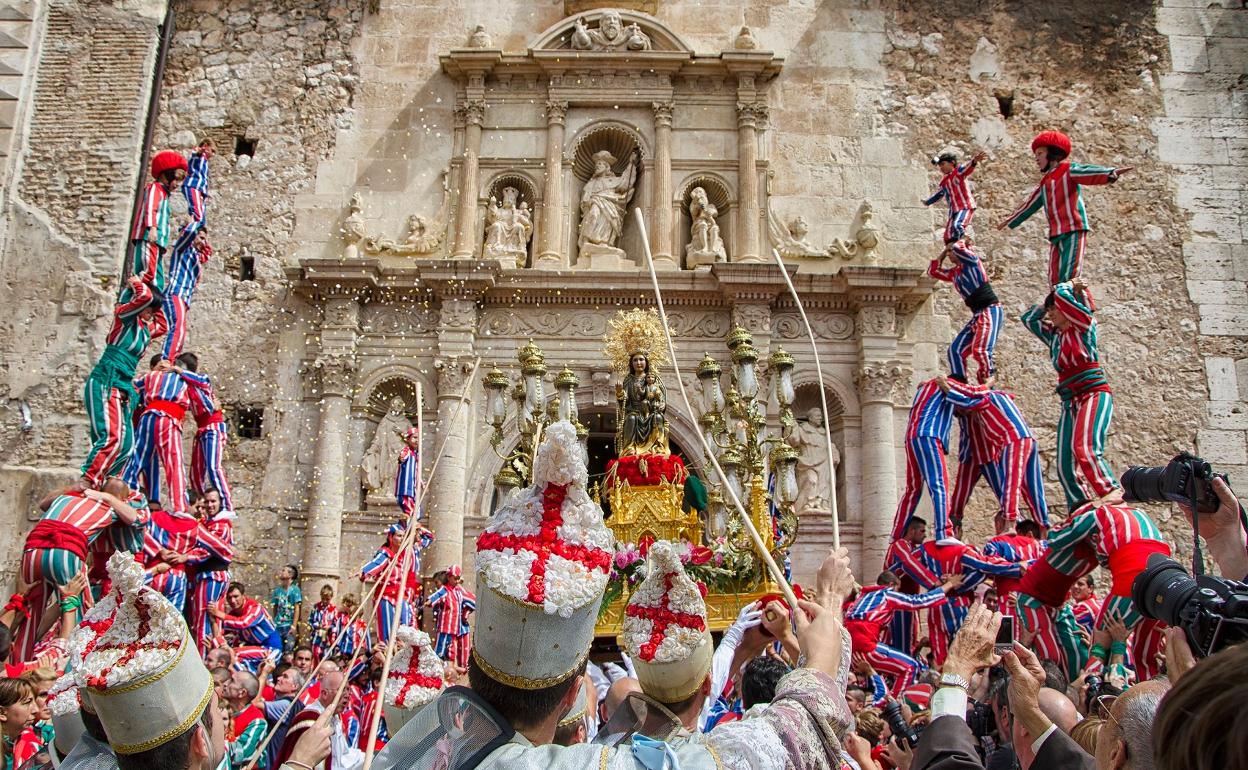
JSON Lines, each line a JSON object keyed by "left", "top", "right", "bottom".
{"left": 1013, "top": 688, "right": 1083, "bottom": 769}
{"left": 604, "top": 677, "right": 642, "bottom": 721}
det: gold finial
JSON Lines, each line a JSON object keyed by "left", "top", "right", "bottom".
{"left": 555, "top": 366, "right": 579, "bottom": 390}
{"left": 769, "top": 347, "right": 795, "bottom": 370}
{"left": 731, "top": 341, "right": 759, "bottom": 365}
{"left": 726, "top": 325, "right": 753, "bottom": 351}
{"left": 484, "top": 365, "right": 509, "bottom": 390}
{"left": 696, "top": 353, "right": 722, "bottom": 378}
{"left": 518, "top": 339, "right": 547, "bottom": 376}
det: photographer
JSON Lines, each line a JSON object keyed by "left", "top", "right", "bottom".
{"left": 1175, "top": 476, "right": 1247, "bottom": 580}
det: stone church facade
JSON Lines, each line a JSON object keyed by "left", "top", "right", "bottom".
{"left": 0, "top": 0, "right": 1244, "bottom": 593}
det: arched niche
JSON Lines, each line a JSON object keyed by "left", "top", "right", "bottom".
{"left": 676, "top": 173, "right": 734, "bottom": 267}
{"left": 482, "top": 171, "right": 540, "bottom": 267}
{"left": 353, "top": 370, "right": 434, "bottom": 510}
{"left": 529, "top": 8, "right": 694, "bottom": 53}
{"left": 567, "top": 121, "right": 649, "bottom": 267}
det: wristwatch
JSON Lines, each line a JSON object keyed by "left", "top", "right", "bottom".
{"left": 939, "top": 672, "right": 971, "bottom": 691}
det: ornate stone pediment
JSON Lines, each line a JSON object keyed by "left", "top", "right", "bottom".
{"left": 530, "top": 9, "right": 691, "bottom": 53}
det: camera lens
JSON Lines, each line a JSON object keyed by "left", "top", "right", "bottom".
{"left": 1132, "top": 554, "right": 1200, "bottom": 626}
{"left": 1121, "top": 466, "right": 1167, "bottom": 505}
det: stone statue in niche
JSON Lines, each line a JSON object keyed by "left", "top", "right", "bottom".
{"left": 467, "top": 24, "right": 491, "bottom": 48}
{"left": 341, "top": 192, "right": 366, "bottom": 258}
{"left": 483, "top": 186, "right": 533, "bottom": 267}
{"left": 361, "top": 396, "right": 412, "bottom": 495}
{"left": 578, "top": 148, "right": 640, "bottom": 267}
{"left": 570, "top": 10, "right": 651, "bottom": 52}
{"left": 360, "top": 169, "right": 451, "bottom": 257}
{"left": 685, "top": 186, "right": 726, "bottom": 266}
{"left": 785, "top": 406, "right": 840, "bottom": 513}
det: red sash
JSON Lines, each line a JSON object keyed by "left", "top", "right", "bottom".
{"left": 845, "top": 619, "right": 883, "bottom": 654}
{"left": 147, "top": 398, "right": 187, "bottom": 421}
{"left": 153, "top": 509, "right": 201, "bottom": 534}
{"left": 25, "top": 519, "right": 89, "bottom": 561}
{"left": 196, "top": 410, "right": 224, "bottom": 428}
{"left": 1108, "top": 540, "right": 1172, "bottom": 598}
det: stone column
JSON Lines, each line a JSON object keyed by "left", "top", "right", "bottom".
{"left": 651, "top": 101, "right": 678, "bottom": 269}
{"left": 536, "top": 100, "right": 567, "bottom": 269}
{"left": 451, "top": 99, "right": 486, "bottom": 259}
{"left": 734, "top": 101, "right": 766, "bottom": 263}
{"left": 426, "top": 355, "right": 476, "bottom": 572}
{"left": 301, "top": 295, "right": 360, "bottom": 589}
{"left": 854, "top": 360, "right": 907, "bottom": 577}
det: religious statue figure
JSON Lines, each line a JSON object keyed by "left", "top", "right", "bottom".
{"left": 785, "top": 407, "right": 840, "bottom": 513}
{"left": 342, "top": 192, "right": 366, "bottom": 259}
{"left": 578, "top": 148, "right": 640, "bottom": 264}
{"left": 483, "top": 186, "right": 533, "bottom": 267}
{"left": 361, "top": 397, "right": 412, "bottom": 495}
{"left": 467, "top": 23, "right": 492, "bottom": 48}
{"left": 615, "top": 351, "right": 669, "bottom": 457}
{"left": 767, "top": 200, "right": 825, "bottom": 259}
{"left": 570, "top": 10, "right": 651, "bottom": 52}
{"left": 360, "top": 169, "right": 451, "bottom": 257}
{"left": 685, "top": 186, "right": 727, "bottom": 266}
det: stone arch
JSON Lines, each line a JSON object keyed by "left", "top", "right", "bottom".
{"left": 354, "top": 366, "right": 435, "bottom": 416}
{"left": 529, "top": 9, "right": 693, "bottom": 53}
{"left": 483, "top": 170, "right": 540, "bottom": 206}
{"left": 789, "top": 370, "right": 858, "bottom": 418}
{"left": 675, "top": 172, "right": 735, "bottom": 265}
{"left": 568, "top": 120, "right": 649, "bottom": 183}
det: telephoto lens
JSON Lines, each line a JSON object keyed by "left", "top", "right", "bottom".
{"left": 881, "top": 700, "right": 920, "bottom": 748}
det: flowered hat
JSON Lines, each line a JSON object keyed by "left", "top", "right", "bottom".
{"left": 620, "top": 540, "right": 713, "bottom": 703}
{"left": 47, "top": 673, "right": 86, "bottom": 762}
{"left": 382, "top": 625, "right": 446, "bottom": 733}
{"left": 474, "top": 420, "right": 615, "bottom": 689}
{"left": 69, "top": 552, "right": 213, "bottom": 754}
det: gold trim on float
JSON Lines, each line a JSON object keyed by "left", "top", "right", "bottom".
{"left": 471, "top": 647, "right": 588, "bottom": 690}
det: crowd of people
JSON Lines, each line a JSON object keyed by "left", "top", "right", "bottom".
{"left": 0, "top": 124, "right": 1243, "bottom": 770}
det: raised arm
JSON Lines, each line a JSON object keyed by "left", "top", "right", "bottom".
{"left": 1052, "top": 281, "right": 1094, "bottom": 331}
{"left": 1020, "top": 303, "right": 1055, "bottom": 344}
{"left": 961, "top": 547, "right": 1024, "bottom": 578}
{"left": 928, "top": 255, "right": 957, "bottom": 282}
{"left": 115, "top": 278, "right": 153, "bottom": 320}
{"left": 1067, "top": 162, "right": 1122, "bottom": 185}
{"left": 1000, "top": 184, "right": 1044, "bottom": 230}
{"left": 886, "top": 586, "right": 949, "bottom": 610}
{"left": 923, "top": 188, "right": 947, "bottom": 207}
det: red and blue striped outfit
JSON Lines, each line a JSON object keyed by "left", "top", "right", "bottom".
{"left": 1015, "top": 502, "right": 1169, "bottom": 679}
{"left": 395, "top": 446, "right": 420, "bottom": 518}
{"left": 187, "top": 374, "right": 234, "bottom": 511}
{"left": 221, "top": 596, "right": 284, "bottom": 654}
{"left": 1022, "top": 282, "right": 1118, "bottom": 512}
{"left": 187, "top": 511, "right": 235, "bottom": 653}
{"left": 17, "top": 491, "right": 149, "bottom": 660}
{"left": 359, "top": 532, "right": 432, "bottom": 643}
{"left": 142, "top": 509, "right": 200, "bottom": 611}
{"left": 982, "top": 533, "right": 1045, "bottom": 617}
{"left": 929, "top": 242, "right": 1002, "bottom": 384}
{"left": 179, "top": 151, "right": 210, "bottom": 232}
{"left": 950, "top": 413, "right": 1049, "bottom": 531}
{"left": 161, "top": 238, "right": 211, "bottom": 361}
{"left": 844, "top": 585, "right": 947, "bottom": 696}
{"left": 943, "top": 381, "right": 1049, "bottom": 527}
{"left": 1071, "top": 595, "right": 1101, "bottom": 633}
{"left": 129, "top": 180, "right": 173, "bottom": 290}
{"left": 334, "top": 615, "right": 371, "bottom": 660}
{"left": 307, "top": 601, "right": 342, "bottom": 659}
{"left": 81, "top": 284, "right": 167, "bottom": 487}
{"left": 427, "top": 584, "right": 476, "bottom": 668}
{"left": 900, "top": 541, "right": 1023, "bottom": 665}
{"left": 1003, "top": 161, "right": 1120, "bottom": 284}
{"left": 924, "top": 160, "right": 978, "bottom": 242}
{"left": 123, "top": 368, "right": 208, "bottom": 513}
{"left": 87, "top": 515, "right": 149, "bottom": 602}
{"left": 883, "top": 539, "right": 940, "bottom": 654}
{"left": 893, "top": 379, "right": 957, "bottom": 542}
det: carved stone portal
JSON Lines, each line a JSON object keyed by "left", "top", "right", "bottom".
{"left": 483, "top": 186, "right": 533, "bottom": 267}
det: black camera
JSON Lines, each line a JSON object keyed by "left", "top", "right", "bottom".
{"left": 881, "top": 700, "right": 919, "bottom": 748}
{"left": 1132, "top": 553, "right": 1248, "bottom": 658}
{"left": 1121, "top": 451, "right": 1227, "bottom": 513}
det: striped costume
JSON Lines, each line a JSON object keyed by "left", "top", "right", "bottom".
{"left": 928, "top": 241, "right": 1002, "bottom": 384}
{"left": 949, "top": 415, "right": 1047, "bottom": 529}
{"left": 893, "top": 380, "right": 957, "bottom": 542}
{"left": 359, "top": 528, "right": 433, "bottom": 643}
{"left": 1071, "top": 594, "right": 1102, "bottom": 634}
{"left": 161, "top": 236, "right": 212, "bottom": 361}
{"left": 187, "top": 511, "right": 235, "bottom": 653}
{"left": 16, "top": 491, "right": 149, "bottom": 660}
{"left": 229, "top": 704, "right": 267, "bottom": 770}
{"left": 87, "top": 518, "right": 148, "bottom": 602}
{"left": 123, "top": 367, "right": 209, "bottom": 513}
{"left": 307, "top": 600, "right": 342, "bottom": 659}
{"left": 883, "top": 539, "right": 939, "bottom": 654}
{"left": 187, "top": 374, "right": 234, "bottom": 511}
{"left": 179, "top": 150, "right": 211, "bottom": 237}
{"left": 221, "top": 596, "right": 285, "bottom": 655}
{"left": 844, "top": 585, "right": 947, "bottom": 697}
{"left": 1003, "top": 160, "right": 1122, "bottom": 285}
{"left": 334, "top": 614, "right": 372, "bottom": 660}
{"left": 129, "top": 179, "right": 173, "bottom": 290}
{"left": 426, "top": 583, "right": 476, "bottom": 669}
{"left": 1015, "top": 502, "right": 1170, "bottom": 679}
{"left": 893, "top": 540, "right": 1023, "bottom": 665}
{"left": 1022, "top": 282, "right": 1118, "bottom": 512}
{"left": 943, "top": 381, "right": 1049, "bottom": 527}
{"left": 81, "top": 283, "right": 167, "bottom": 487}
{"left": 395, "top": 446, "right": 420, "bottom": 518}
{"left": 924, "top": 159, "right": 978, "bottom": 243}
{"left": 142, "top": 509, "right": 201, "bottom": 611}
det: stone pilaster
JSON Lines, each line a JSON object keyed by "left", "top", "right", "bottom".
{"left": 536, "top": 100, "right": 567, "bottom": 269}
{"left": 426, "top": 355, "right": 477, "bottom": 573}
{"left": 651, "top": 101, "right": 678, "bottom": 269}
{"left": 451, "top": 99, "right": 486, "bottom": 258}
{"left": 301, "top": 294, "right": 361, "bottom": 589}
{"left": 854, "top": 359, "right": 909, "bottom": 577}
{"left": 734, "top": 100, "right": 767, "bottom": 263}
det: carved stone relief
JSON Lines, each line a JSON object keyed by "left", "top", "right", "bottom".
{"left": 857, "top": 306, "right": 896, "bottom": 337}
{"left": 482, "top": 185, "right": 533, "bottom": 267}
{"left": 854, "top": 361, "right": 911, "bottom": 405}
{"left": 731, "top": 304, "right": 770, "bottom": 336}
{"left": 772, "top": 312, "right": 853, "bottom": 341}
{"left": 434, "top": 357, "right": 477, "bottom": 396}
{"left": 439, "top": 298, "right": 479, "bottom": 332}
{"left": 356, "top": 170, "right": 451, "bottom": 257}
{"left": 570, "top": 11, "right": 651, "bottom": 51}
{"left": 360, "top": 303, "right": 438, "bottom": 336}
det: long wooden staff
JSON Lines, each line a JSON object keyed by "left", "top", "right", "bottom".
{"left": 633, "top": 207, "right": 800, "bottom": 611}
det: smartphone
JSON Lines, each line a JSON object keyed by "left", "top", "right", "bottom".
{"left": 994, "top": 616, "right": 1014, "bottom": 653}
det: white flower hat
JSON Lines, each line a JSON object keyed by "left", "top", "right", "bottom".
{"left": 383, "top": 625, "right": 446, "bottom": 733}
{"left": 620, "top": 540, "right": 714, "bottom": 703}
{"left": 71, "top": 552, "right": 213, "bottom": 755}
{"left": 474, "top": 420, "right": 615, "bottom": 689}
